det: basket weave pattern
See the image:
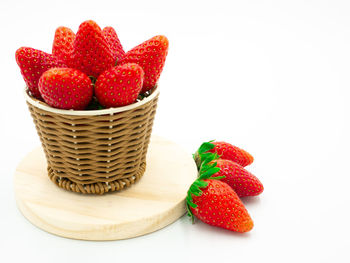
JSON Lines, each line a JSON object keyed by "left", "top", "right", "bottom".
{"left": 26, "top": 91, "right": 159, "bottom": 194}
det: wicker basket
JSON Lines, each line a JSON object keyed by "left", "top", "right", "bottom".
{"left": 25, "top": 87, "right": 159, "bottom": 194}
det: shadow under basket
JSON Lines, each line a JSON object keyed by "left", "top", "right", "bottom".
{"left": 25, "top": 87, "right": 159, "bottom": 195}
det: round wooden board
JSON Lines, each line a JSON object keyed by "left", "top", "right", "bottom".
{"left": 14, "top": 136, "right": 197, "bottom": 241}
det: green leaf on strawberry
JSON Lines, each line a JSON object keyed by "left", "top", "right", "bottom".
{"left": 86, "top": 96, "right": 104, "bottom": 110}
{"left": 193, "top": 141, "right": 220, "bottom": 169}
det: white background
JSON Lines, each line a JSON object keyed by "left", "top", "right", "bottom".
{"left": 1, "top": 0, "right": 349, "bottom": 262}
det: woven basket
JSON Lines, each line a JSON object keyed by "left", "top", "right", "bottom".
{"left": 25, "top": 87, "right": 159, "bottom": 195}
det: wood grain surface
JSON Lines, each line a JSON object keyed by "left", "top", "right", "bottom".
{"left": 14, "top": 136, "right": 197, "bottom": 240}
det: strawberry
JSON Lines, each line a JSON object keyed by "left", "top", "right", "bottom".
{"left": 15, "top": 47, "right": 66, "bottom": 99}
{"left": 69, "top": 20, "right": 115, "bottom": 78}
{"left": 52, "top": 26, "right": 75, "bottom": 64}
{"left": 194, "top": 141, "right": 254, "bottom": 168}
{"left": 38, "top": 68, "right": 93, "bottom": 110}
{"left": 212, "top": 158, "right": 263, "bottom": 197}
{"left": 102, "top": 26, "right": 125, "bottom": 63}
{"left": 119, "top": 35, "right": 169, "bottom": 93}
{"left": 210, "top": 141, "right": 254, "bottom": 167}
{"left": 186, "top": 162, "right": 254, "bottom": 233}
{"left": 95, "top": 63, "right": 144, "bottom": 108}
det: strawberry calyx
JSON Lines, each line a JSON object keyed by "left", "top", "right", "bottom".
{"left": 193, "top": 141, "right": 220, "bottom": 169}
{"left": 186, "top": 150, "right": 225, "bottom": 223}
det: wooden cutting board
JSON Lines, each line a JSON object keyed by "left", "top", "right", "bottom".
{"left": 14, "top": 136, "right": 197, "bottom": 240}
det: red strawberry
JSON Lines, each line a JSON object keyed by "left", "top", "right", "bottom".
{"left": 69, "top": 20, "right": 115, "bottom": 78}
{"left": 38, "top": 68, "right": 93, "bottom": 110}
{"left": 208, "top": 141, "right": 254, "bottom": 167}
{"left": 186, "top": 162, "right": 254, "bottom": 233}
{"left": 102, "top": 26, "right": 125, "bottom": 63}
{"left": 119, "top": 35, "right": 169, "bottom": 93}
{"left": 95, "top": 63, "right": 144, "bottom": 108}
{"left": 52, "top": 26, "right": 75, "bottom": 64}
{"left": 212, "top": 159, "right": 263, "bottom": 197}
{"left": 15, "top": 47, "right": 66, "bottom": 99}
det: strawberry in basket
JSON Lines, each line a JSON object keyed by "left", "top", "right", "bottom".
{"left": 119, "top": 35, "right": 169, "bottom": 93}
{"left": 95, "top": 63, "right": 144, "bottom": 108}
{"left": 15, "top": 47, "right": 66, "bottom": 99}
{"left": 52, "top": 26, "right": 75, "bottom": 65}
{"left": 102, "top": 26, "right": 125, "bottom": 63}
{"left": 68, "top": 20, "right": 115, "bottom": 79}
{"left": 16, "top": 20, "right": 169, "bottom": 110}
{"left": 38, "top": 68, "right": 93, "bottom": 110}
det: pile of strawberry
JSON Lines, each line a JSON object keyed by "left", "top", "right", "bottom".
{"left": 15, "top": 20, "right": 169, "bottom": 110}
{"left": 187, "top": 141, "right": 264, "bottom": 233}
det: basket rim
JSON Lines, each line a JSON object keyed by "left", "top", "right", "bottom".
{"left": 24, "top": 86, "right": 159, "bottom": 116}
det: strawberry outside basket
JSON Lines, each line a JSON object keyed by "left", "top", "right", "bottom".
{"left": 25, "top": 87, "right": 159, "bottom": 194}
